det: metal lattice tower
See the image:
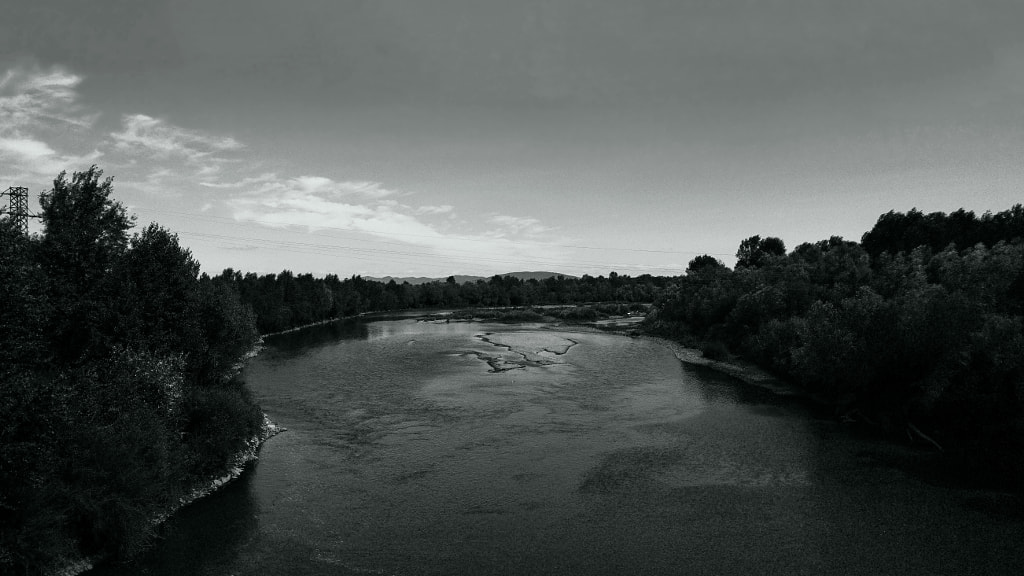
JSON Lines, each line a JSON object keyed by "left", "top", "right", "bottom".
{"left": 2, "top": 186, "right": 31, "bottom": 235}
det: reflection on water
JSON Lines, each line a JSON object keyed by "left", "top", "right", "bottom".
{"left": 685, "top": 362, "right": 791, "bottom": 407}
{"left": 90, "top": 465, "right": 260, "bottom": 575}
{"left": 88, "top": 319, "right": 1024, "bottom": 576}
{"left": 263, "top": 319, "right": 369, "bottom": 354}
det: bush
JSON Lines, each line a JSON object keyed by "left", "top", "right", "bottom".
{"left": 183, "top": 381, "right": 264, "bottom": 481}
{"left": 701, "top": 340, "right": 729, "bottom": 360}
{"left": 555, "top": 306, "right": 600, "bottom": 322}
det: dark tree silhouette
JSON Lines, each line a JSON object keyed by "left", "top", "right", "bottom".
{"left": 736, "top": 235, "right": 786, "bottom": 268}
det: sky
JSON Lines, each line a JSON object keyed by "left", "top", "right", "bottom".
{"left": 2, "top": 0, "right": 1024, "bottom": 278}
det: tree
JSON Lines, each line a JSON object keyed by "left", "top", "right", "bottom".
{"left": 0, "top": 168, "right": 269, "bottom": 570}
{"left": 0, "top": 218, "right": 48, "bottom": 368}
{"left": 184, "top": 278, "right": 258, "bottom": 385}
{"left": 686, "top": 254, "right": 726, "bottom": 275}
{"left": 112, "top": 224, "right": 201, "bottom": 354}
{"left": 37, "top": 166, "right": 135, "bottom": 362}
{"left": 735, "top": 235, "right": 786, "bottom": 268}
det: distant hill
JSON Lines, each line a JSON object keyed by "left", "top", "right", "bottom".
{"left": 367, "top": 271, "right": 576, "bottom": 285}
{"left": 503, "top": 271, "right": 578, "bottom": 281}
{"left": 366, "top": 275, "right": 483, "bottom": 285}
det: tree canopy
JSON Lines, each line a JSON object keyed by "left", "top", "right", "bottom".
{"left": 1, "top": 167, "right": 262, "bottom": 573}
{"left": 649, "top": 206, "right": 1024, "bottom": 489}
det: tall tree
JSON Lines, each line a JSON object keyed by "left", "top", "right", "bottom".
{"left": 686, "top": 254, "right": 726, "bottom": 275}
{"left": 736, "top": 235, "right": 786, "bottom": 268}
{"left": 113, "top": 224, "right": 202, "bottom": 354}
{"left": 37, "top": 167, "right": 135, "bottom": 362}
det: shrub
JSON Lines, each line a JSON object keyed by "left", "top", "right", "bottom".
{"left": 183, "top": 381, "right": 264, "bottom": 481}
{"left": 701, "top": 340, "right": 729, "bottom": 360}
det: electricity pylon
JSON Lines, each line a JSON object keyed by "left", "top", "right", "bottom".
{"left": 1, "top": 186, "right": 33, "bottom": 235}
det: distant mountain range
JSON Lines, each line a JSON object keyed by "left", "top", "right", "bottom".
{"left": 366, "top": 271, "right": 577, "bottom": 285}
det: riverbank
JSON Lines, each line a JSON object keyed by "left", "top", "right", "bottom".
{"left": 537, "top": 313, "right": 801, "bottom": 398}
{"left": 260, "top": 315, "right": 352, "bottom": 338}
{"left": 642, "top": 335, "right": 804, "bottom": 398}
{"left": 50, "top": 415, "right": 284, "bottom": 576}
{"left": 50, "top": 333, "right": 285, "bottom": 576}
{"left": 154, "top": 415, "right": 286, "bottom": 524}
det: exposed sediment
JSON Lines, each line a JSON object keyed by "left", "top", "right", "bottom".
{"left": 641, "top": 335, "right": 803, "bottom": 397}
{"left": 469, "top": 332, "right": 579, "bottom": 372}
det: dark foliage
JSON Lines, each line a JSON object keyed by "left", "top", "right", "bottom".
{"left": 736, "top": 235, "right": 786, "bottom": 268}
{"left": 0, "top": 168, "right": 263, "bottom": 574}
{"left": 649, "top": 205, "right": 1024, "bottom": 489}
{"left": 686, "top": 254, "right": 726, "bottom": 274}
{"left": 861, "top": 205, "right": 1024, "bottom": 258}
{"left": 220, "top": 268, "right": 669, "bottom": 334}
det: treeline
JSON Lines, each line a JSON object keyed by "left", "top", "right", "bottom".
{"left": 0, "top": 168, "right": 264, "bottom": 573}
{"left": 5, "top": 167, "right": 1019, "bottom": 573}
{"left": 862, "top": 206, "right": 1024, "bottom": 257}
{"left": 649, "top": 206, "right": 1024, "bottom": 487}
{"left": 216, "top": 268, "right": 671, "bottom": 334}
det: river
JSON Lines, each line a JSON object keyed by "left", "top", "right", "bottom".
{"left": 89, "top": 315, "right": 1024, "bottom": 575}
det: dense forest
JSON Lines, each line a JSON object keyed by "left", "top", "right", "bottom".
{"left": 3, "top": 165, "right": 1023, "bottom": 572}
{"left": 218, "top": 267, "right": 670, "bottom": 334}
{"left": 0, "top": 168, "right": 264, "bottom": 573}
{"left": 649, "top": 206, "right": 1024, "bottom": 488}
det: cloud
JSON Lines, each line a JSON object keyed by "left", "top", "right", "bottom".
{"left": 488, "top": 214, "right": 552, "bottom": 236}
{"left": 225, "top": 173, "right": 568, "bottom": 269}
{"left": 0, "top": 65, "right": 245, "bottom": 183}
{"left": 111, "top": 113, "right": 243, "bottom": 162}
{"left": 416, "top": 204, "right": 454, "bottom": 215}
{"left": 0, "top": 137, "right": 57, "bottom": 161}
{"left": 0, "top": 136, "right": 102, "bottom": 176}
{"left": 0, "top": 65, "right": 568, "bottom": 273}
{"left": 0, "top": 67, "right": 96, "bottom": 131}
{"left": 196, "top": 164, "right": 221, "bottom": 176}
{"left": 0, "top": 66, "right": 102, "bottom": 178}
{"left": 284, "top": 176, "right": 398, "bottom": 199}
{"left": 115, "top": 166, "right": 182, "bottom": 197}
{"left": 203, "top": 173, "right": 397, "bottom": 199}
{"left": 198, "top": 172, "right": 278, "bottom": 189}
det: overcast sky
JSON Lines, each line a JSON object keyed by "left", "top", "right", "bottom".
{"left": 3, "top": 0, "right": 1023, "bottom": 277}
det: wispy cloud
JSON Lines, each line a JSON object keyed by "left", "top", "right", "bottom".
{"left": 488, "top": 214, "right": 551, "bottom": 236}
{"left": 417, "top": 204, "right": 454, "bottom": 215}
{"left": 203, "top": 173, "right": 397, "bottom": 199}
{"left": 0, "top": 64, "right": 569, "bottom": 274}
{"left": 111, "top": 113, "right": 243, "bottom": 162}
{"left": 0, "top": 66, "right": 238, "bottom": 184}
{"left": 116, "top": 167, "right": 179, "bottom": 197}
{"left": 197, "top": 172, "right": 278, "bottom": 189}
{"left": 225, "top": 173, "right": 568, "bottom": 269}
{"left": 227, "top": 175, "right": 428, "bottom": 234}
{"left": 0, "top": 67, "right": 96, "bottom": 130}
{"left": 0, "top": 66, "right": 102, "bottom": 178}
{"left": 107, "top": 114, "right": 247, "bottom": 194}
{"left": 0, "top": 136, "right": 102, "bottom": 177}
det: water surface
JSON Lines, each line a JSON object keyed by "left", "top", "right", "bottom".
{"left": 91, "top": 316, "right": 1024, "bottom": 575}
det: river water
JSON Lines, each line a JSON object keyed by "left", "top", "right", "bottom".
{"left": 90, "top": 315, "right": 1024, "bottom": 575}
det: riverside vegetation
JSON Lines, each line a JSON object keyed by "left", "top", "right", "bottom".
{"left": 200, "top": 205, "right": 1024, "bottom": 490}
{"left": 648, "top": 209, "right": 1024, "bottom": 488}
{"left": 2, "top": 166, "right": 1022, "bottom": 572}
{"left": 0, "top": 168, "right": 263, "bottom": 573}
